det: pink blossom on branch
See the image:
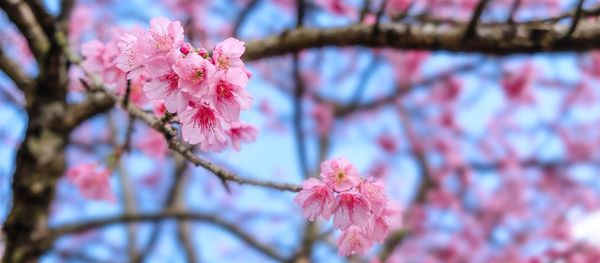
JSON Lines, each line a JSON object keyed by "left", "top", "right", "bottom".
{"left": 65, "top": 162, "right": 115, "bottom": 202}
{"left": 82, "top": 17, "right": 256, "bottom": 151}
{"left": 294, "top": 178, "right": 335, "bottom": 221}
{"left": 294, "top": 157, "right": 403, "bottom": 256}
{"left": 321, "top": 157, "right": 360, "bottom": 192}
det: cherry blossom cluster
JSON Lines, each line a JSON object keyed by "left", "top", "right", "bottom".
{"left": 66, "top": 162, "right": 115, "bottom": 202}
{"left": 80, "top": 17, "right": 256, "bottom": 151}
{"left": 294, "top": 157, "right": 402, "bottom": 256}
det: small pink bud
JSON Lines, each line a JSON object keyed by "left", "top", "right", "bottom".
{"left": 180, "top": 42, "right": 192, "bottom": 55}
{"left": 197, "top": 48, "right": 209, "bottom": 58}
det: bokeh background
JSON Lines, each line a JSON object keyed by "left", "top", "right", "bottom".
{"left": 3, "top": 0, "right": 600, "bottom": 262}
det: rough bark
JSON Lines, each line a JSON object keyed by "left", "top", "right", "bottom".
{"left": 2, "top": 31, "right": 69, "bottom": 263}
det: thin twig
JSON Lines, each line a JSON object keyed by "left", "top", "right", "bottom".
{"left": 233, "top": 0, "right": 260, "bottom": 38}
{"left": 464, "top": 0, "right": 492, "bottom": 39}
{"left": 562, "top": 0, "right": 586, "bottom": 41}
{"left": 507, "top": 0, "right": 522, "bottom": 24}
{"left": 50, "top": 211, "right": 288, "bottom": 262}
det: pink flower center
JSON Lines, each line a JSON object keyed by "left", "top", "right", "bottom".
{"left": 159, "top": 71, "right": 179, "bottom": 95}
{"left": 217, "top": 80, "right": 235, "bottom": 101}
{"left": 217, "top": 56, "right": 230, "bottom": 70}
{"left": 194, "top": 68, "right": 206, "bottom": 82}
{"left": 191, "top": 104, "right": 217, "bottom": 132}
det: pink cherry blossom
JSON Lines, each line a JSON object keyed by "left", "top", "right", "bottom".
{"left": 294, "top": 178, "right": 336, "bottom": 221}
{"left": 136, "top": 129, "right": 168, "bottom": 159}
{"left": 116, "top": 33, "right": 146, "bottom": 79}
{"left": 333, "top": 191, "right": 371, "bottom": 230}
{"left": 179, "top": 102, "right": 229, "bottom": 148}
{"left": 173, "top": 52, "right": 216, "bottom": 96}
{"left": 208, "top": 67, "right": 252, "bottom": 120}
{"left": 81, "top": 40, "right": 107, "bottom": 74}
{"left": 337, "top": 226, "right": 372, "bottom": 256}
{"left": 143, "top": 51, "right": 189, "bottom": 113}
{"left": 227, "top": 122, "right": 257, "bottom": 151}
{"left": 312, "top": 103, "right": 334, "bottom": 136}
{"left": 358, "top": 179, "right": 388, "bottom": 215}
{"left": 66, "top": 162, "right": 115, "bottom": 202}
{"left": 212, "top": 37, "right": 245, "bottom": 70}
{"left": 370, "top": 202, "right": 403, "bottom": 243}
{"left": 320, "top": 157, "right": 360, "bottom": 192}
{"left": 147, "top": 17, "right": 184, "bottom": 54}
{"left": 315, "top": 0, "right": 355, "bottom": 17}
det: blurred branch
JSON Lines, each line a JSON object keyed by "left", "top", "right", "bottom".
{"left": 108, "top": 112, "right": 139, "bottom": 262}
{"left": 135, "top": 154, "right": 198, "bottom": 263}
{"left": 23, "top": 0, "right": 54, "bottom": 32}
{"left": 333, "top": 62, "right": 480, "bottom": 118}
{"left": 50, "top": 211, "right": 288, "bottom": 262}
{"left": 293, "top": 0, "right": 310, "bottom": 179}
{"left": 292, "top": 54, "right": 309, "bottom": 179}
{"left": 58, "top": 0, "right": 76, "bottom": 25}
{"left": 0, "top": 0, "right": 49, "bottom": 62}
{"left": 378, "top": 229, "right": 410, "bottom": 261}
{"left": 63, "top": 92, "right": 114, "bottom": 130}
{"left": 377, "top": 106, "right": 432, "bottom": 261}
{"left": 358, "top": 0, "right": 371, "bottom": 23}
{"left": 233, "top": 0, "right": 260, "bottom": 38}
{"left": 0, "top": 46, "right": 32, "bottom": 91}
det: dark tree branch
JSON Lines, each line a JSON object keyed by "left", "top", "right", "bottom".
{"left": 242, "top": 19, "right": 600, "bottom": 61}
{"left": 0, "top": 46, "right": 32, "bottom": 91}
{"left": 0, "top": 0, "right": 49, "bottom": 62}
{"left": 63, "top": 92, "right": 114, "bottom": 130}
{"left": 465, "top": 0, "right": 491, "bottom": 39}
{"left": 58, "top": 0, "right": 76, "bottom": 25}
{"left": 563, "top": 0, "right": 586, "bottom": 41}
{"left": 50, "top": 211, "right": 288, "bottom": 262}
{"left": 23, "top": 0, "right": 54, "bottom": 32}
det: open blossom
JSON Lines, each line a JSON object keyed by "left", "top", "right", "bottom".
{"left": 116, "top": 32, "right": 147, "bottom": 79}
{"left": 294, "top": 157, "right": 402, "bottom": 256}
{"left": 358, "top": 179, "right": 388, "bottom": 215}
{"left": 333, "top": 191, "right": 372, "bottom": 230}
{"left": 66, "top": 162, "right": 115, "bottom": 202}
{"left": 173, "top": 52, "right": 216, "bottom": 96}
{"left": 213, "top": 37, "right": 245, "bottom": 70}
{"left": 179, "top": 102, "right": 229, "bottom": 148}
{"left": 370, "top": 203, "right": 403, "bottom": 243}
{"left": 136, "top": 129, "right": 168, "bottom": 159}
{"left": 228, "top": 122, "right": 257, "bottom": 151}
{"left": 208, "top": 67, "right": 252, "bottom": 120}
{"left": 294, "top": 178, "right": 336, "bottom": 221}
{"left": 147, "top": 17, "right": 184, "bottom": 54}
{"left": 87, "top": 17, "right": 255, "bottom": 151}
{"left": 321, "top": 157, "right": 360, "bottom": 192}
{"left": 337, "top": 226, "right": 372, "bottom": 256}
{"left": 143, "top": 51, "right": 189, "bottom": 113}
